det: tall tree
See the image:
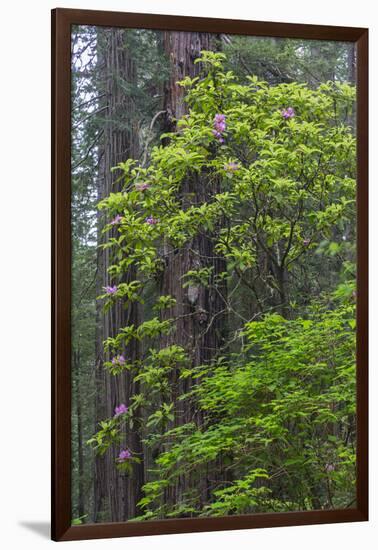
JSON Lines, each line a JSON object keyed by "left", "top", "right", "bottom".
{"left": 94, "top": 27, "right": 143, "bottom": 522}
{"left": 71, "top": 25, "right": 100, "bottom": 523}
{"left": 158, "top": 32, "right": 230, "bottom": 506}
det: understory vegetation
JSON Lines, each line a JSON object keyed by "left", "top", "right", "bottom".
{"left": 71, "top": 30, "right": 356, "bottom": 523}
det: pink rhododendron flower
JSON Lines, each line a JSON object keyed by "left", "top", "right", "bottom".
{"left": 110, "top": 214, "right": 122, "bottom": 225}
{"left": 135, "top": 182, "right": 150, "bottom": 192}
{"left": 281, "top": 107, "right": 295, "bottom": 119}
{"left": 224, "top": 162, "right": 240, "bottom": 172}
{"left": 104, "top": 285, "right": 118, "bottom": 295}
{"left": 114, "top": 403, "right": 128, "bottom": 417}
{"left": 213, "top": 114, "right": 227, "bottom": 143}
{"left": 112, "top": 354, "right": 126, "bottom": 366}
{"left": 117, "top": 449, "right": 132, "bottom": 462}
{"left": 145, "top": 216, "right": 158, "bottom": 225}
{"left": 214, "top": 113, "right": 226, "bottom": 124}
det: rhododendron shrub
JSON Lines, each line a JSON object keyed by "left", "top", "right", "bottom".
{"left": 89, "top": 52, "right": 356, "bottom": 518}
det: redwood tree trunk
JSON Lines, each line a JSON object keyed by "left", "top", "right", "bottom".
{"left": 161, "top": 31, "right": 228, "bottom": 509}
{"left": 94, "top": 27, "right": 144, "bottom": 523}
{"left": 73, "top": 349, "right": 85, "bottom": 518}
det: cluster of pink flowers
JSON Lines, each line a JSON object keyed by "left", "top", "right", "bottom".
{"left": 135, "top": 182, "right": 150, "bottom": 192}
{"left": 145, "top": 216, "right": 158, "bottom": 225}
{"left": 117, "top": 449, "right": 132, "bottom": 462}
{"left": 224, "top": 162, "right": 240, "bottom": 172}
{"left": 212, "top": 113, "right": 226, "bottom": 143}
{"left": 281, "top": 107, "right": 295, "bottom": 119}
{"left": 104, "top": 285, "right": 118, "bottom": 295}
{"left": 303, "top": 238, "right": 310, "bottom": 247}
{"left": 114, "top": 403, "right": 128, "bottom": 417}
{"left": 112, "top": 354, "right": 126, "bottom": 367}
{"left": 110, "top": 214, "right": 123, "bottom": 225}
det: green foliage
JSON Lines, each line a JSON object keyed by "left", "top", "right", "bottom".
{"left": 182, "top": 266, "right": 214, "bottom": 288}
{"left": 153, "top": 295, "right": 177, "bottom": 310}
{"left": 146, "top": 403, "right": 175, "bottom": 429}
{"left": 138, "top": 297, "right": 355, "bottom": 518}
{"left": 97, "top": 52, "right": 355, "bottom": 314}
{"left": 71, "top": 515, "right": 89, "bottom": 525}
{"left": 88, "top": 50, "right": 357, "bottom": 520}
{"left": 202, "top": 470, "right": 270, "bottom": 516}
{"left": 115, "top": 455, "right": 142, "bottom": 476}
{"left": 87, "top": 418, "right": 122, "bottom": 456}
{"left": 223, "top": 36, "right": 355, "bottom": 87}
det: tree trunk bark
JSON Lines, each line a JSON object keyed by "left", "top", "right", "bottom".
{"left": 160, "top": 31, "right": 228, "bottom": 510}
{"left": 347, "top": 45, "right": 356, "bottom": 84}
{"left": 73, "top": 349, "right": 85, "bottom": 518}
{"left": 94, "top": 27, "right": 144, "bottom": 523}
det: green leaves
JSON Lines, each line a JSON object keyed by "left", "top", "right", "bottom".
{"left": 182, "top": 266, "right": 214, "bottom": 288}
{"left": 104, "top": 317, "right": 172, "bottom": 353}
{"left": 87, "top": 418, "right": 121, "bottom": 456}
{"left": 88, "top": 50, "right": 356, "bottom": 520}
{"left": 136, "top": 298, "right": 356, "bottom": 517}
{"left": 153, "top": 295, "right": 177, "bottom": 311}
{"left": 97, "top": 57, "right": 356, "bottom": 300}
{"left": 202, "top": 470, "right": 270, "bottom": 516}
{"left": 146, "top": 403, "right": 174, "bottom": 428}
{"left": 71, "top": 515, "right": 88, "bottom": 526}
{"left": 98, "top": 280, "right": 143, "bottom": 309}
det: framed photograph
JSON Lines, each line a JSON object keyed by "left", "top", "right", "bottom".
{"left": 52, "top": 8, "right": 368, "bottom": 542}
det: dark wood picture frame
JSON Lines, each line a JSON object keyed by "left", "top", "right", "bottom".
{"left": 52, "top": 7, "right": 368, "bottom": 542}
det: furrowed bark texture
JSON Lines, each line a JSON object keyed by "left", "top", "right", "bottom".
{"left": 73, "top": 350, "right": 85, "bottom": 518}
{"left": 161, "top": 31, "right": 228, "bottom": 508}
{"left": 94, "top": 28, "right": 144, "bottom": 523}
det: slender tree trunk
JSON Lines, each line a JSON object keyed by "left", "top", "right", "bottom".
{"left": 347, "top": 45, "right": 356, "bottom": 84}
{"left": 75, "top": 350, "right": 85, "bottom": 518}
{"left": 276, "top": 264, "right": 290, "bottom": 318}
{"left": 73, "top": 349, "right": 85, "bottom": 518}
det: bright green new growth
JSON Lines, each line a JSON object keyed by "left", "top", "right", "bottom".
{"left": 137, "top": 300, "right": 355, "bottom": 518}
{"left": 89, "top": 52, "right": 356, "bottom": 518}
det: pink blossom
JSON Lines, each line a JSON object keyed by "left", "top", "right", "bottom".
{"left": 135, "top": 182, "right": 150, "bottom": 192}
{"left": 214, "top": 114, "right": 226, "bottom": 124}
{"left": 213, "top": 114, "right": 227, "bottom": 143}
{"left": 110, "top": 214, "right": 122, "bottom": 225}
{"left": 112, "top": 354, "right": 126, "bottom": 366}
{"left": 145, "top": 216, "right": 158, "bottom": 225}
{"left": 117, "top": 449, "right": 132, "bottom": 462}
{"left": 224, "top": 162, "right": 240, "bottom": 172}
{"left": 281, "top": 107, "right": 295, "bottom": 119}
{"left": 104, "top": 285, "right": 117, "bottom": 295}
{"left": 114, "top": 403, "right": 128, "bottom": 417}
